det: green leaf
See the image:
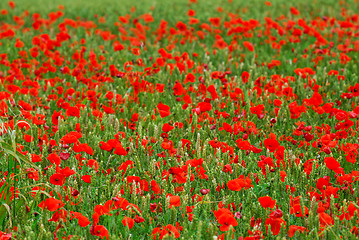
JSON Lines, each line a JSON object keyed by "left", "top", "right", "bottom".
{"left": 0, "top": 179, "right": 12, "bottom": 226}
{"left": 0, "top": 142, "right": 39, "bottom": 170}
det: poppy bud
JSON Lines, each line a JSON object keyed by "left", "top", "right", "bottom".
{"left": 304, "top": 125, "right": 312, "bottom": 131}
{"left": 303, "top": 133, "right": 314, "bottom": 142}
{"left": 194, "top": 108, "right": 201, "bottom": 115}
{"left": 243, "top": 134, "right": 248, "bottom": 140}
{"left": 134, "top": 215, "right": 145, "bottom": 223}
{"left": 297, "top": 124, "right": 305, "bottom": 131}
{"left": 72, "top": 189, "right": 79, "bottom": 197}
{"left": 270, "top": 209, "right": 283, "bottom": 218}
{"left": 200, "top": 189, "right": 210, "bottom": 195}
{"left": 349, "top": 111, "right": 357, "bottom": 119}
{"left": 323, "top": 147, "right": 331, "bottom": 154}
{"left": 334, "top": 123, "right": 341, "bottom": 130}
{"left": 90, "top": 226, "right": 95, "bottom": 235}
{"left": 235, "top": 212, "right": 242, "bottom": 219}
{"left": 323, "top": 176, "right": 330, "bottom": 181}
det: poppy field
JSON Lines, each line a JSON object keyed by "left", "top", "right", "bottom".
{"left": 1, "top": 0, "right": 359, "bottom": 239}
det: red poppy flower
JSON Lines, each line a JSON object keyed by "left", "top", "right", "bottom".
{"left": 162, "top": 123, "right": 175, "bottom": 132}
{"left": 26, "top": 168, "right": 39, "bottom": 181}
{"left": 197, "top": 101, "right": 212, "bottom": 112}
{"left": 243, "top": 41, "right": 254, "bottom": 51}
{"left": 151, "top": 180, "right": 162, "bottom": 194}
{"left": 265, "top": 217, "right": 285, "bottom": 235}
{"left": 209, "top": 17, "right": 221, "bottom": 27}
{"left": 73, "top": 142, "right": 94, "bottom": 155}
{"left": 47, "top": 153, "right": 61, "bottom": 165}
{"left": 168, "top": 195, "right": 181, "bottom": 208}
{"left": 90, "top": 225, "right": 109, "bottom": 239}
{"left": 152, "top": 224, "right": 180, "bottom": 239}
{"left": 48, "top": 209, "right": 67, "bottom": 223}
{"left": 264, "top": 138, "right": 280, "bottom": 152}
{"left": 156, "top": 84, "right": 165, "bottom": 93}
{"left": 99, "top": 141, "right": 113, "bottom": 152}
{"left": 214, "top": 208, "right": 238, "bottom": 231}
{"left": 207, "top": 85, "right": 219, "bottom": 100}
{"left": 157, "top": 103, "right": 171, "bottom": 118}
{"left": 58, "top": 166, "right": 76, "bottom": 177}
{"left": 290, "top": 204, "right": 308, "bottom": 217}
{"left": 236, "top": 139, "right": 251, "bottom": 150}
{"left": 288, "top": 225, "right": 307, "bottom": 238}
{"left": 280, "top": 171, "right": 286, "bottom": 182}
{"left": 227, "top": 175, "right": 252, "bottom": 191}
{"left": 8, "top": 1, "right": 15, "bottom": 9}
{"left": 65, "top": 106, "right": 80, "bottom": 117}
{"left": 184, "top": 73, "right": 195, "bottom": 84}
{"left": 273, "top": 99, "right": 282, "bottom": 107}
{"left": 319, "top": 212, "right": 334, "bottom": 226}
{"left": 324, "top": 157, "right": 343, "bottom": 174}
{"left": 290, "top": 7, "right": 300, "bottom": 15}
{"left": 81, "top": 175, "right": 92, "bottom": 183}
{"left": 258, "top": 196, "right": 276, "bottom": 209}
{"left": 222, "top": 122, "right": 233, "bottom": 133}
{"left": 122, "top": 216, "right": 135, "bottom": 229}
{"left": 38, "top": 198, "right": 65, "bottom": 212}
{"left": 176, "top": 21, "right": 187, "bottom": 31}
{"left": 223, "top": 164, "right": 233, "bottom": 174}
{"left": 61, "top": 132, "right": 82, "bottom": 144}
{"left": 173, "top": 82, "right": 184, "bottom": 96}
{"left": 0, "top": 231, "right": 11, "bottom": 240}
{"left": 23, "top": 134, "right": 34, "bottom": 143}
{"left": 218, "top": 213, "right": 238, "bottom": 231}
{"left": 49, "top": 173, "right": 66, "bottom": 186}
{"left": 70, "top": 211, "right": 91, "bottom": 227}
{"left": 113, "top": 145, "right": 128, "bottom": 156}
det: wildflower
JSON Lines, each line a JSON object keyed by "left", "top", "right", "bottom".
{"left": 38, "top": 198, "right": 65, "bottom": 212}
{"left": 213, "top": 208, "right": 238, "bottom": 231}
{"left": 258, "top": 196, "right": 276, "bottom": 209}
{"left": 90, "top": 225, "right": 109, "bottom": 239}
